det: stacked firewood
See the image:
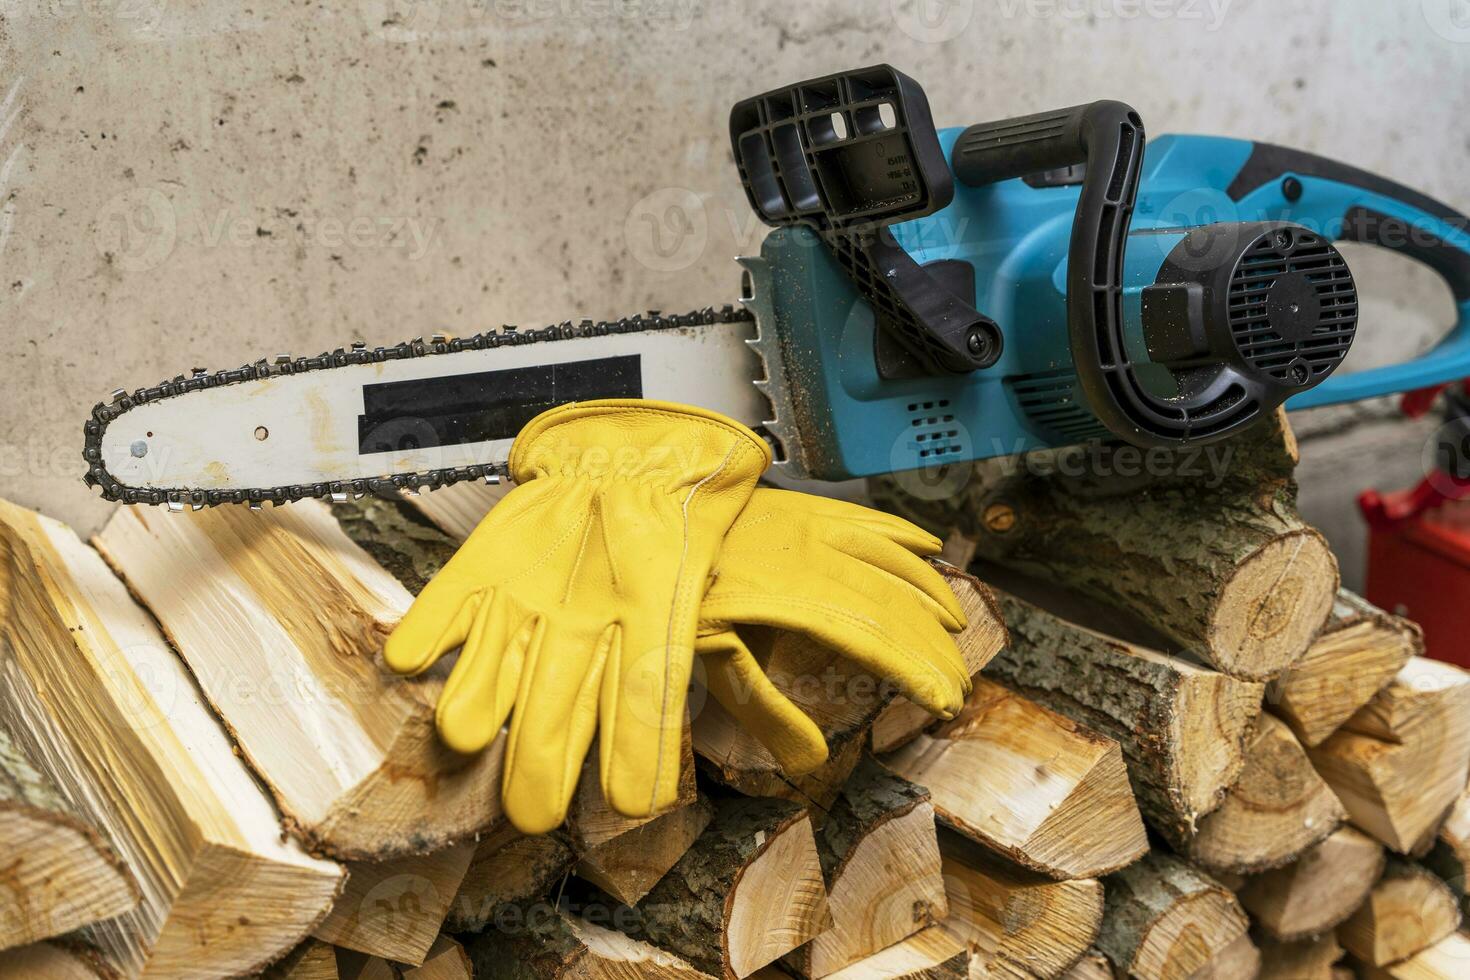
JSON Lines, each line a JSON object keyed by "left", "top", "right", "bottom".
{"left": 3, "top": 409, "right": 1470, "bottom": 979}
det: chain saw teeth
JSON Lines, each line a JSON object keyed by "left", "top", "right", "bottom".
{"left": 82, "top": 306, "right": 754, "bottom": 510}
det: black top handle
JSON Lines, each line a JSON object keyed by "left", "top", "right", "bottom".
{"left": 955, "top": 102, "right": 1277, "bottom": 445}
{"left": 730, "top": 65, "right": 1002, "bottom": 375}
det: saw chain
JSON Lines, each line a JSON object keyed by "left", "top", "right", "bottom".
{"left": 82, "top": 305, "right": 754, "bottom": 511}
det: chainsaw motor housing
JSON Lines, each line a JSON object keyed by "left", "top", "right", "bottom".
{"left": 732, "top": 66, "right": 1469, "bottom": 482}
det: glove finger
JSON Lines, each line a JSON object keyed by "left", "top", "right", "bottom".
{"left": 384, "top": 574, "right": 482, "bottom": 675}
{"left": 434, "top": 592, "right": 524, "bottom": 754}
{"left": 824, "top": 523, "right": 968, "bottom": 631}
{"left": 698, "top": 629, "right": 829, "bottom": 775}
{"left": 752, "top": 488, "right": 944, "bottom": 554}
{"left": 703, "top": 579, "right": 971, "bottom": 719}
{"left": 390, "top": 477, "right": 589, "bottom": 675}
{"left": 501, "top": 620, "right": 613, "bottom": 835}
{"left": 599, "top": 621, "right": 696, "bottom": 820}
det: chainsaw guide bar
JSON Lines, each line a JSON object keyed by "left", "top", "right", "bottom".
{"left": 82, "top": 305, "right": 765, "bottom": 510}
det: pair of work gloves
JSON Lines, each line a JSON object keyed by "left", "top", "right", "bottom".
{"left": 384, "top": 400, "right": 971, "bottom": 834}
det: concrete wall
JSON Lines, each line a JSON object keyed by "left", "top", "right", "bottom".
{"left": 2, "top": 0, "right": 1468, "bottom": 587}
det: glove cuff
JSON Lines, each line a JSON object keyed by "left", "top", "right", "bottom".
{"left": 508, "top": 399, "right": 772, "bottom": 488}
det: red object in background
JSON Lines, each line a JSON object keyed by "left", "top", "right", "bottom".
{"left": 1359, "top": 380, "right": 1470, "bottom": 667}
{"left": 1364, "top": 498, "right": 1470, "bottom": 668}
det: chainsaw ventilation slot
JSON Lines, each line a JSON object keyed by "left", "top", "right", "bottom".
{"left": 1009, "top": 371, "right": 1111, "bottom": 441}
{"left": 907, "top": 400, "right": 963, "bottom": 459}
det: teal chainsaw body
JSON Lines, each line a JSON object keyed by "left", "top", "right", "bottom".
{"left": 735, "top": 67, "right": 1470, "bottom": 482}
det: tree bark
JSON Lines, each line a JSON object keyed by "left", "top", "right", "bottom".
{"left": 620, "top": 796, "right": 831, "bottom": 979}
{"left": 983, "top": 589, "right": 1263, "bottom": 849}
{"left": 872, "top": 410, "right": 1338, "bottom": 681}
{"left": 446, "top": 823, "right": 575, "bottom": 932}
{"left": 465, "top": 909, "right": 718, "bottom": 979}
{"left": 1096, "top": 852, "right": 1249, "bottom": 980}
{"left": 784, "top": 759, "right": 946, "bottom": 978}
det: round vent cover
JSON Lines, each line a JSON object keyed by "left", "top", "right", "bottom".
{"left": 1227, "top": 227, "right": 1357, "bottom": 386}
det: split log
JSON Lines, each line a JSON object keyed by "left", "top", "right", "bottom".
{"left": 1257, "top": 933, "right": 1344, "bottom": 980}
{"left": 0, "top": 721, "right": 138, "bottom": 950}
{"left": 94, "top": 500, "right": 506, "bottom": 860}
{"left": 1096, "top": 852, "right": 1250, "bottom": 980}
{"left": 1059, "top": 948, "right": 1111, "bottom": 980}
{"left": 879, "top": 676, "right": 1147, "bottom": 879}
{"left": 783, "top": 759, "right": 946, "bottom": 978}
{"left": 938, "top": 830, "right": 1103, "bottom": 979}
{"left": 1423, "top": 783, "right": 1470, "bottom": 917}
{"left": 819, "top": 926, "right": 971, "bottom": 980}
{"left": 1183, "top": 712, "right": 1345, "bottom": 874}
{"left": 1191, "top": 933, "right": 1261, "bottom": 979}
{"left": 1307, "top": 659, "right": 1470, "bottom": 854}
{"left": 872, "top": 408, "right": 1338, "bottom": 681}
{"left": 985, "top": 588, "right": 1263, "bottom": 849}
{"left": 335, "top": 950, "right": 396, "bottom": 980}
{"left": 696, "top": 708, "right": 865, "bottom": 816}
{"left": 263, "top": 939, "right": 339, "bottom": 980}
{"left": 1239, "top": 826, "right": 1386, "bottom": 941}
{"left": 1268, "top": 590, "right": 1419, "bottom": 747}
{"left": 577, "top": 796, "right": 714, "bottom": 906}
{"left": 621, "top": 796, "right": 831, "bottom": 979}
{"left": 1339, "top": 657, "right": 1470, "bottom": 744}
{"left": 1338, "top": 857, "right": 1462, "bottom": 967}
{"left": 402, "top": 935, "right": 472, "bottom": 980}
{"left": 403, "top": 479, "right": 512, "bottom": 541}
{"left": 567, "top": 726, "right": 697, "bottom": 850}
{"left": 313, "top": 841, "right": 476, "bottom": 965}
{"left": 1355, "top": 930, "right": 1470, "bottom": 979}
{"left": 464, "top": 909, "right": 717, "bottom": 978}
{"left": 867, "top": 568, "right": 1007, "bottom": 754}
{"left": 694, "top": 567, "right": 1005, "bottom": 805}
{"left": 0, "top": 498, "right": 344, "bottom": 977}
{"left": 0, "top": 942, "right": 106, "bottom": 979}
{"left": 447, "top": 823, "right": 576, "bottom": 931}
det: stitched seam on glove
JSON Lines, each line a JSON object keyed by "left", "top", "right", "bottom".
{"left": 650, "top": 438, "right": 741, "bottom": 815}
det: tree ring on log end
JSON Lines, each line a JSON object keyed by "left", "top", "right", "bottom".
{"left": 1209, "top": 529, "right": 1337, "bottom": 681}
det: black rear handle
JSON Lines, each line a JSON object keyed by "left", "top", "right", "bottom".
{"left": 951, "top": 103, "right": 1123, "bottom": 188}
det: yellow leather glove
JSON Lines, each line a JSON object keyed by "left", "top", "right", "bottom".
{"left": 384, "top": 399, "right": 770, "bottom": 834}
{"left": 695, "top": 489, "right": 970, "bottom": 776}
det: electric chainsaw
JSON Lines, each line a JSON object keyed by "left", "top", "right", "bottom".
{"left": 83, "top": 65, "right": 1470, "bottom": 509}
